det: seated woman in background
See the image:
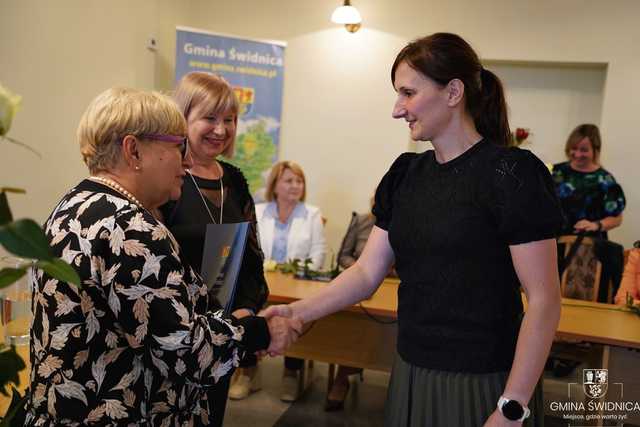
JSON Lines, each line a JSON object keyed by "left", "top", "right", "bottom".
{"left": 25, "top": 88, "right": 301, "bottom": 426}
{"left": 615, "top": 245, "right": 640, "bottom": 305}
{"left": 255, "top": 160, "right": 327, "bottom": 402}
{"left": 338, "top": 206, "right": 375, "bottom": 270}
{"left": 552, "top": 124, "right": 627, "bottom": 306}
{"left": 552, "top": 124, "right": 626, "bottom": 237}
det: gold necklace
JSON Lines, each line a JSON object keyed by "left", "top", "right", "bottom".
{"left": 90, "top": 176, "right": 146, "bottom": 210}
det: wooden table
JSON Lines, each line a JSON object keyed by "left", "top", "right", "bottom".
{"left": 267, "top": 271, "right": 640, "bottom": 364}
{"left": 266, "top": 271, "right": 640, "bottom": 424}
{"left": 266, "top": 272, "right": 399, "bottom": 372}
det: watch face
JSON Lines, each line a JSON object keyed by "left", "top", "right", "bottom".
{"left": 502, "top": 400, "right": 524, "bottom": 421}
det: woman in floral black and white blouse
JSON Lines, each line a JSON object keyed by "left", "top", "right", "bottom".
{"left": 25, "top": 87, "right": 301, "bottom": 426}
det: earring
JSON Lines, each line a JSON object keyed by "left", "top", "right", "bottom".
{"left": 135, "top": 165, "right": 140, "bottom": 170}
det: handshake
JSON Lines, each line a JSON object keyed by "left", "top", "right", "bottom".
{"left": 260, "top": 305, "right": 303, "bottom": 357}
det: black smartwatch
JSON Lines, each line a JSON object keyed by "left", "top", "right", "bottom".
{"left": 497, "top": 396, "right": 530, "bottom": 422}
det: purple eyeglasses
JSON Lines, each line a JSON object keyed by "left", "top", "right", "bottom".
{"left": 120, "top": 134, "right": 188, "bottom": 159}
{"left": 139, "top": 134, "right": 188, "bottom": 159}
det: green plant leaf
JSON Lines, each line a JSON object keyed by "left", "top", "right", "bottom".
{"left": 0, "top": 219, "right": 53, "bottom": 261}
{"left": 0, "top": 267, "right": 26, "bottom": 289}
{"left": 0, "top": 192, "right": 12, "bottom": 226}
{"left": 0, "top": 388, "right": 28, "bottom": 427}
{"left": 36, "top": 258, "right": 81, "bottom": 286}
{"left": 0, "top": 346, "right": 26, "bottom": 396}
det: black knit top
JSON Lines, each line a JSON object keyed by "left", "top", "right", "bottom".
{"left": 373, "top": 140, "right": 563, "bottom": 373}
{"left": 160, "top": 161, "right": 269, "bottom": 313}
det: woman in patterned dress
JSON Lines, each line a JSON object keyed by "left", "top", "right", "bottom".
{"left": 551, "top": 124, "right": 626, "bottom": 238}
{"left": 25, "top": 87, "right": 301, "bottom": 426}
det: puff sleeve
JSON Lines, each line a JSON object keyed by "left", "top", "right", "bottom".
{"left": 372, "top": 153, "right": 416, "bottom": 230}
{"left": 492, "top": 149, "right": 564, "bottom": 245}
{"left": 602, "top": 177, "right": 626, "bottom": 217}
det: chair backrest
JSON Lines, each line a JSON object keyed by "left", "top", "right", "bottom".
{"left": 558, "top": 235, "right": 602, "bottom": 302}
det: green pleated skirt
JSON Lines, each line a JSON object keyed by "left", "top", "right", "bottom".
{"left": 384, "top": 354, "right": 545, "bottom": 427}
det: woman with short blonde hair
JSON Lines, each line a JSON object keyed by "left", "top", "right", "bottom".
{"left": 78, "top": 87, "right": 187, "bottom": 174}
{"left": 26, "top": 87, "right": 300, "bottom": 426}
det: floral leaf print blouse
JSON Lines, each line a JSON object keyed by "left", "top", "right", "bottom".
{"left": 26, "top": 180, "right": 269, "bottom": 426}
{"left": 552, "top": 162, "right": 626, "bottom": 236}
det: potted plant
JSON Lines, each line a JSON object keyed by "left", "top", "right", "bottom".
{"left": 0, "top": 83, "right": 80, "bottom": 426}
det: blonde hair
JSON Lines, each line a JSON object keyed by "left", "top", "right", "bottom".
{"left": 77, "top": 87, "right": 186, "bottom": 174}
{"left": 564, "top": 123, "right": 602, "bottom": 160}
{"left": 265, "top": 161, "right": 307, "bottom": 202}
{"left": 173, "top": 72, "right": 239, "bottom": 158}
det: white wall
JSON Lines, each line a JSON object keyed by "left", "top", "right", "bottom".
{"left": 489, "top": 62, "right": 606, "bottom": 165}
{"left": 0, "top": 0, "right": 157, "bottom": 226}
{"left": 1, "top": 0, "right": 639, "bottom": 254}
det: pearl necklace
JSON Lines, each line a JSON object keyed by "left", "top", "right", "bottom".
{"left": 90, "top": 176, "right": 146, "bottom": 210}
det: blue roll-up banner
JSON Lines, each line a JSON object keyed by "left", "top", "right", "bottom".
{"left": 175, "top": 26, "right": 285, "bottom": 198}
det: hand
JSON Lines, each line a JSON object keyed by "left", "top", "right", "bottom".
{"left": 265, "top": 315, "right": 303, "bottom": 356}
{"left": 573, "top": 219, "right": 599, "bottom": 232}
{"left": 483, "top": 409, "right": 522, "bottom": 427}
{"left": 254, "top": 305, "right": 295, "bottom": 358}
{"left": 259, "top": 304, "right": 294, "bottom": 319}
{"left": 232, "top": 308, "right": 253, "bottom": 319}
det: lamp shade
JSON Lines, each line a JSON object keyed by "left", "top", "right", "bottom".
{"left": 331, "top": 5, "right": 362, "bottom": 24}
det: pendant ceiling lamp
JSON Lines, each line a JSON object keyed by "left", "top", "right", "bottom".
{"left": 331, "top": 0, "right": 362, "bottom": 33}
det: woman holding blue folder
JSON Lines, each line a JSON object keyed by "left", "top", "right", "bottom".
{"left": 160, "top": 72, "right": 269, "bottom": 426}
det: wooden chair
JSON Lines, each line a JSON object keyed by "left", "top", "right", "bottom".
{"left": 558, "top": 235, "right": 603, "bottom": 302}
{"left": 549, "top": 236, "right": 603, "bottom": 378}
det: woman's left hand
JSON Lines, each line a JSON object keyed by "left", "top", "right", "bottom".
{"left": 483, "top": 409, "right": 522, "bottom": 427}
{"left": 574, "top": 219, "right": 599, "bottom": 232}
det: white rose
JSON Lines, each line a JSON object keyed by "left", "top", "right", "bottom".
{"left": 263, "top": 259, "right": 277, "bottom": 272}
{"left": 0, "top": 83, "right": 22, "bottom": 137}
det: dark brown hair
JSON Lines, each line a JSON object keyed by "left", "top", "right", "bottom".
{"left": 391, "top": 33, "right": 510, "bottom": 146}
{"left": 564, "top": 124, "right": 602, "bottom": 159}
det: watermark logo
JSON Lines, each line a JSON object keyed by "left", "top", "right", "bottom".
{"left": 583, "top": 369, "right": 608, "bottom": 399}
{"left": 548, "top": 367, "right": 639, "bottom": 424}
